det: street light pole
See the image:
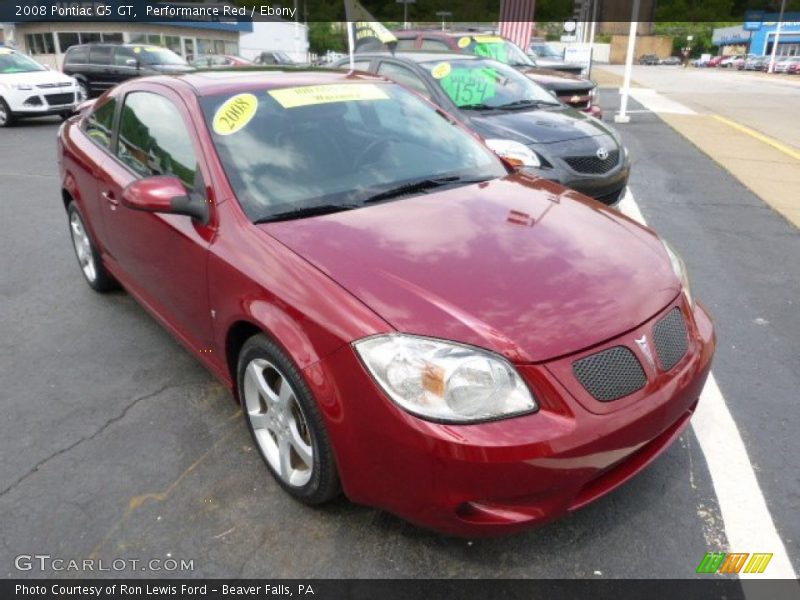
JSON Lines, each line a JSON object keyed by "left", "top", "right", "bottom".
{"left": 767, "top": 0, "right": 787, "bottom": 74}
{"left": 614, "top": 0, "right": 640, "bottom": 123}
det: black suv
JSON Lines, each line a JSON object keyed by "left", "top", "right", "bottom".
{"left": 63, "top": 43, "right": 193, "bottom": 99}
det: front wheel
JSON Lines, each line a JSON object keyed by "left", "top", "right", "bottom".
{"left": 67, "top": 202, "right": 118, "bottom": 292}
{"left": 238, "top": 334, "right": 340, "bottom": 505}
{"left": 76, "top": 80, "right": 89, "bottom": 103}
{"left": 0, "top": 98, "right": 14, "bottom": 127}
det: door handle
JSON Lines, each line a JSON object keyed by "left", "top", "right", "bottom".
{"left": 102, "top": 190, "right": 119, "bottom": 209}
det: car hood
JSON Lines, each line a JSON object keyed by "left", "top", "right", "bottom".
{"left": 261, "top": 175, "right": 679, "bottom": 363}
{"left": 465, "top": 106, "right": 612, "bottom": 145}
{"left": 0, "top": 70, "right": 75, "bottom": 86}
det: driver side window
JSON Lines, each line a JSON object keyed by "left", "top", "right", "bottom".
{"left": 115, "top": 92, "right": 198, "bottom": 187}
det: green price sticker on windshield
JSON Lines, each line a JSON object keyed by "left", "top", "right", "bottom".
{"left": 438, "top": 67, "right": 498, "bottom": 108}
{"left": 472, "top": 42, "right": 507, "bottom": 63}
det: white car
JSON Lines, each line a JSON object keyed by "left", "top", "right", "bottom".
{"left": 0, "top": 48, "right": 81, "bottom": 127}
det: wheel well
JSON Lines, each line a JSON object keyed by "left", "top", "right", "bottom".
{"left": 225, "top": 321, "right": 263, "bottom": 400}
{"left": 62, "top": 188, "right": 73, "bottom": 212}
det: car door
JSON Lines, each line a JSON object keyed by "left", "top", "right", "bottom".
{"left": 96, "top": 86, "right": 215, "bottom": 351}
{"left": 88, "top": 45, "right": 115, "bottom": 92}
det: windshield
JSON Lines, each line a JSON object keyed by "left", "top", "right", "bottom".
{"left": 421, "top": 58, "right": 560, "bottom": 110}
{"left": 0, "top": 50, "right": 47, "bottom": 74}
{"left": 459, "top": 35, "right": 534, "bottom": 67}
{"left": 135, "top": 47, "right": 187, "bottom": 66}
{"left": 529, "top": 43, "right": 563, "bottom": 59}
{"left": 200, "top": 82, "right": 506, "bottom": 222}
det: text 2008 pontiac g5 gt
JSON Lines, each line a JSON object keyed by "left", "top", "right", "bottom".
{"left": 57, "top": 70, "right": 714, "bottom": 535}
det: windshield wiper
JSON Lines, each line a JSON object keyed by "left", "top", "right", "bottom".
{"left": 362, "top": 175, "right": 496, "bottom": 205}
{"left": 497, "top": 99, "right": 559, "bottom": 110}
{"left": 254, "top": 203, "right": 359, "bottom": 224}
{"left": 458, "top": 103, "right": 498, "bottom": 111}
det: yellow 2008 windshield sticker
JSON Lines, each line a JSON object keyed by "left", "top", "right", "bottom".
{"left": 212, "top": 93, "right": 258, "bottom": 136}
{"left": 431, "top": 62, "right": 452, "bottom": 79}
{"left": 268, "top": 84, "right": 388, "bottom": 109}
{"left": 457, "top": 36, "right": 471, "bottom": 48}
{"left": 133, "top": 47, "right": 142, "bottom": 54}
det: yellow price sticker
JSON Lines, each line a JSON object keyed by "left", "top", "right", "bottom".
{"left": 457, "top": 36, "right": 471, "bottom": 48}
{"left": 145, "top": 47, "right": 160, "bottom": 52}
{"left": 473, "top": 35, "right": 504, "bottom": 44}
{"left": 133, "top": 47, "right": 141, "bottom": 54}
{"left": 212, "top": 93, "right": 258, "bottom": 136}
{"left": 268, "top": 83, "right": 388, "bottom": 109}
{"left": 431, "top": 62, "right": 452, "bottom": 79}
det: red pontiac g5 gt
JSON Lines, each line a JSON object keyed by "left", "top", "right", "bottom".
{"left": 57, "top": 70, "right": 715, "bottom": 536}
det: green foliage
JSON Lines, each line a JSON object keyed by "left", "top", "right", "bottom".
{"left": 654, "top": 21, "right": 739, "bottom": 56}
{"left": 308, "top": 22, "right": 345, "bottom": 55}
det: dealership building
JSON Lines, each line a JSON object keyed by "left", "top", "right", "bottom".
{"left": 713, "top": 13, "right": 800, "bottom": 56}
{"left": 0, "top": 1, "right": 309, "bottom": 68}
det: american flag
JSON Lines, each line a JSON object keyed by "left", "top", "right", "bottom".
{"left": 498, "top": 0, "right": 536, "bottom": 50}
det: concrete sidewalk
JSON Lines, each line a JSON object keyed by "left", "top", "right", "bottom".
{"left": 593, "top": 65, "right": 800, "bottom": 229}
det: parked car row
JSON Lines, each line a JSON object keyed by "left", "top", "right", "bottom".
{"left": 693, "top": 53, "right": 800, "bottom": 73}
{"left": 363, "top": 31, "right": 601, "bottom": 117}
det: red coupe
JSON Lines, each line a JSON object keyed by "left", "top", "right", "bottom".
{"left": 57, "top": 70, "right": 714, "bottom": 536}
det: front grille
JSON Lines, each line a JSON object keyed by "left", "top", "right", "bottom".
{"left": 573, "top": 346, "right": 647, "bottom": 402}
{"left": 564, "top": 150, "right": 619, "bottom": 174}
{"left": 557, "top": 92, "right": 591, "bottom": 110}
{"left": 653, "top": 308, "right": 689, "bottom": 371}
{"left": 37, "top": 82, "right": 71, "bottom": 89}
{"left": 45, "top": 93, "right": 75, "bottom": 106}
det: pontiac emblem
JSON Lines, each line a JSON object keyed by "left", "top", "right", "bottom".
{"left": 596, "top": 147, "right": 609, "bottom": 160}
{"left": 635, "top": 335, "right": 655, "bottom": 369}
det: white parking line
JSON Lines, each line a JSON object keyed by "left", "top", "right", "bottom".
{"left": 619, "top": 188, "right": 797, "bottom": 579}
{"left": 623, "top": 88, "right": 699, "bottom": 115}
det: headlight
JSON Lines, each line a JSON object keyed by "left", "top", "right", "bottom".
{"left": 354, "top": 334, "right": 537, "bottom": 423}
{"left": 11, "top": 83, "right": 33, "bottom": 91}
{"left": 484, "top": 139, "right": 541, "bottom": 168}
{"left": 662, "top": 239, "right": 694, "bottom": 309}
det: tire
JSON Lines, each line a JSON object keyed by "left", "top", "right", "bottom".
{"left": 0, "top": 98, "right": 14, "bottom": 128}
{"left": 66, "top": 202, "right": 118, "bottom": 292}
{"left": 76, "top": 79, "right": 90, "bottom": 103}
{"left": 238, "top": 333, "right": 340, "bottom": 505}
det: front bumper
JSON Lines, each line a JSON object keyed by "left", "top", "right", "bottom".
{"left": 5, "top": 88, "right": 79, "bottom": 116}
{"left": 523, "top": 150, "right": 631, "bottom": 206}
{"left": 304, "top": 297, "right": 714, "bottom": 536}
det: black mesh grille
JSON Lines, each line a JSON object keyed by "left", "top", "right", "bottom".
{"left": 564, "top": 150, "right": 620, "bottom": 174}
{"left": 45, "top": 93, "right": 75, "bottom": 106}
{"left": 572, "top": 346, "right": 647, "bottom": 402}
{"left": 653, "top": 308, "right": 689, "bottom": 371}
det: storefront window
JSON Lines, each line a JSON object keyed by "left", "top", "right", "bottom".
{"left": 57, "top": 32, "right": 80, "bottom": 52}
{"left": 102, "top": 33, "right": 124, "bottom": 43}
{"left": 26, "top": 33, "right": 56, "bottom": 55}
{"left": 165, "top": 36, "right": 181, "bottom": 54}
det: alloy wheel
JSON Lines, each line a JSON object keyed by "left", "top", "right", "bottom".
{"left": 69, "top": 211, "right": 97, "bottom": 283}
{"left": 243, "top": 358, "right": 314, "bottom": 487}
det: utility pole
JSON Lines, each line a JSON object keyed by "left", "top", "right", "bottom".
{"left": 767, "top": 0, "right": 787, "bottom": 74}
{"left": 615, "top": 0, "right": 641, "bottom": 123}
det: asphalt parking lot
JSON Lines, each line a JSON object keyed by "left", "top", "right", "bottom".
{"left": 0, "top": 71, "right": 798, "bottom": 579}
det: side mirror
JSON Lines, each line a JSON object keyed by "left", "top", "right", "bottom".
{"left": 122, "top": 176, "right": 209, "bottom": 224}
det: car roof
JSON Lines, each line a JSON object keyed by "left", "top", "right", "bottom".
{"left": 170, "top": 68, "right": 392, "bottom": 96}
{"left": 352, "top": 52, "right": 480, "bottom": 64}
